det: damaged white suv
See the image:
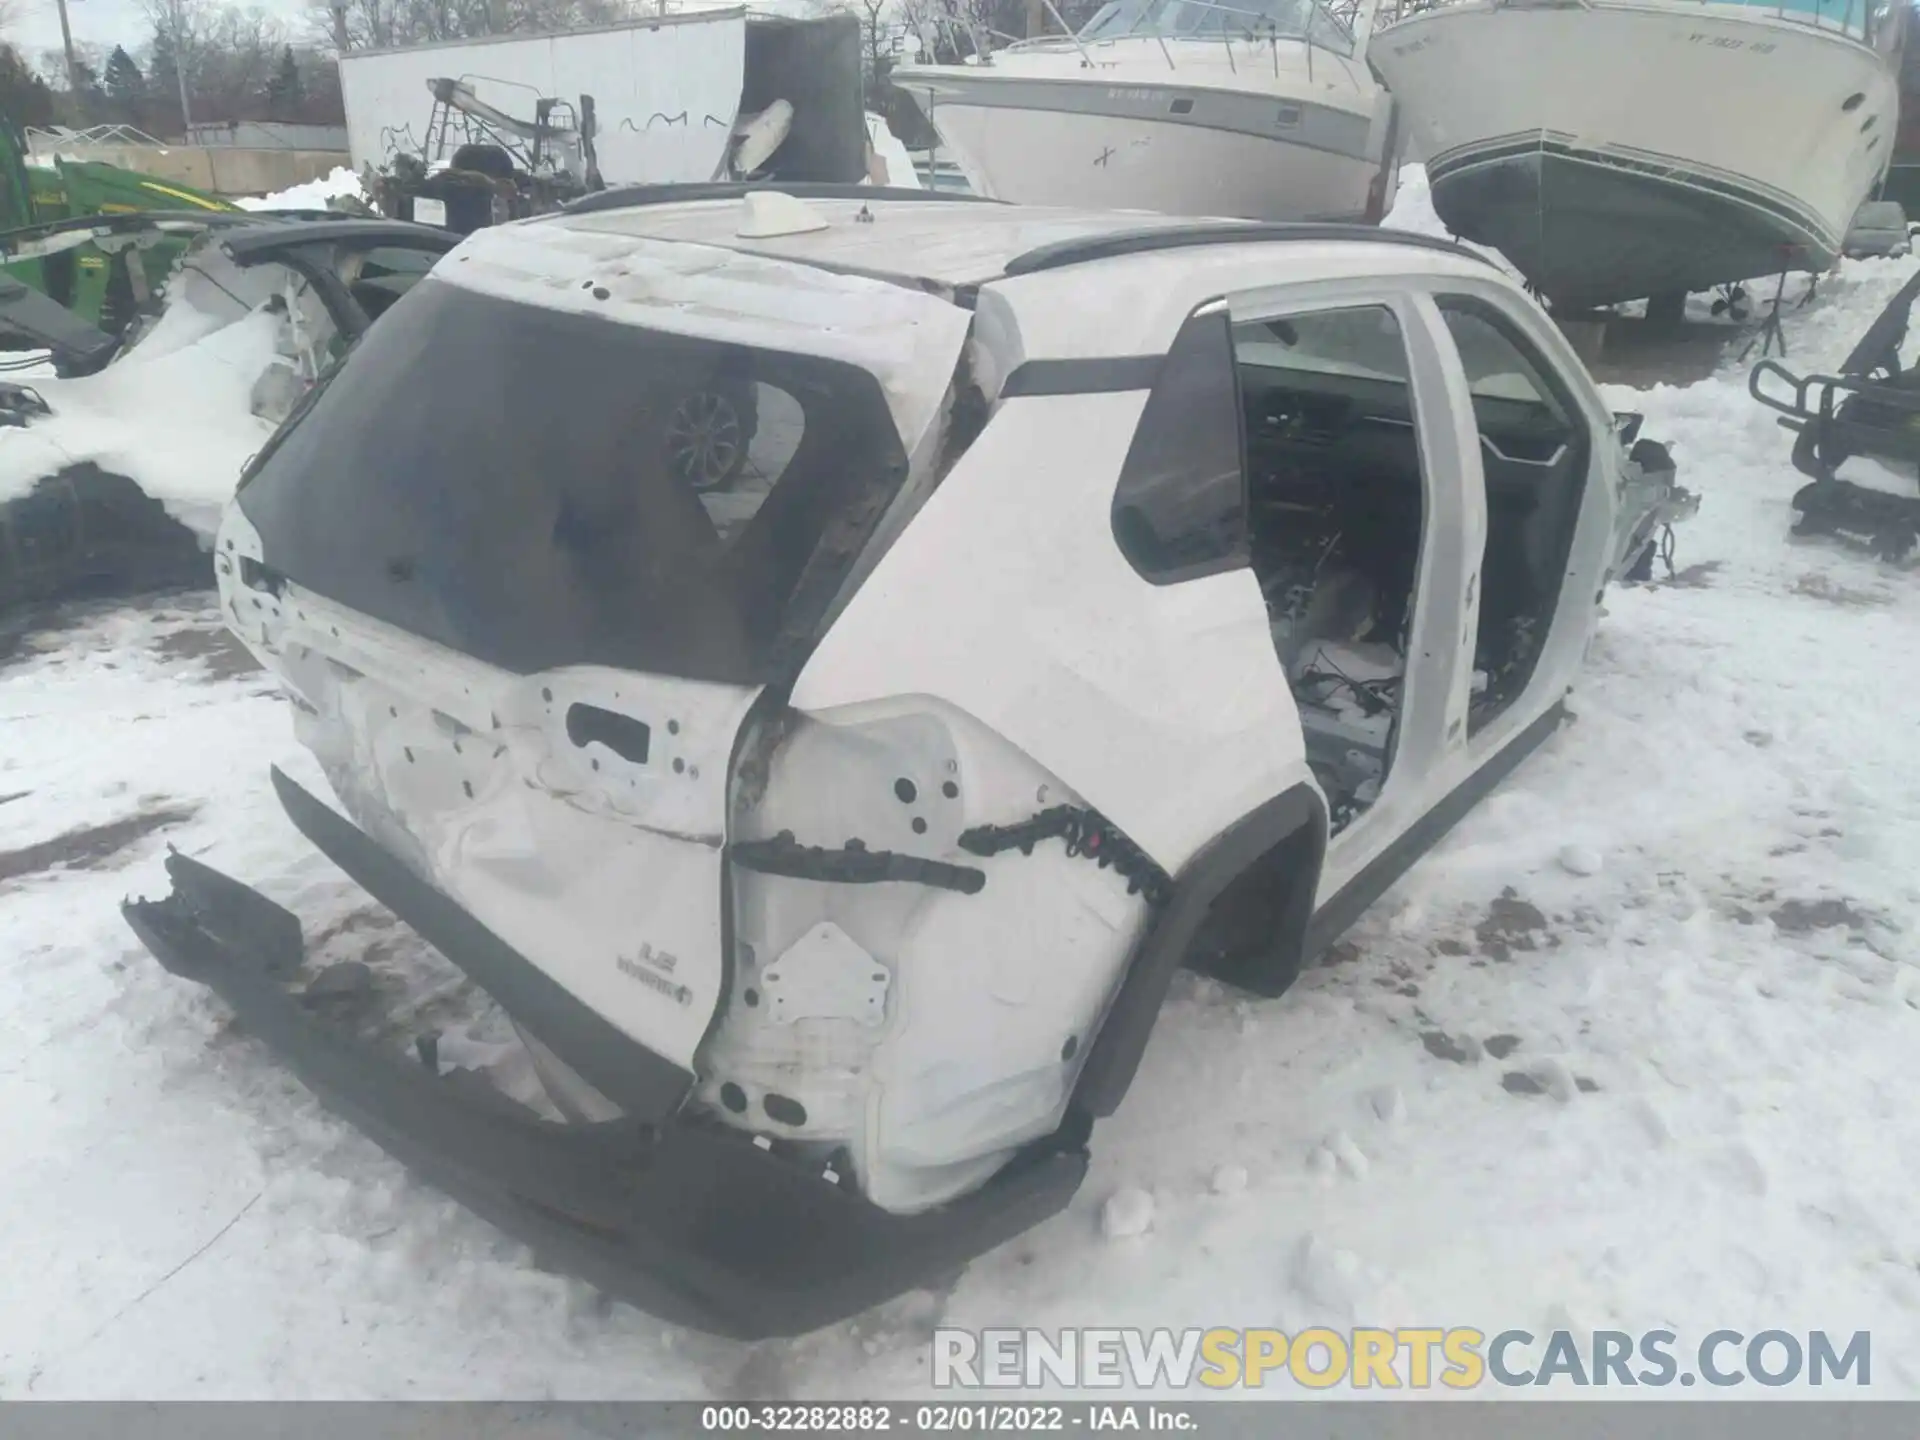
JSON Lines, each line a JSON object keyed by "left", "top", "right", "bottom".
{"left": 125, "top": 185, "right": 1697, "bottom": 1340}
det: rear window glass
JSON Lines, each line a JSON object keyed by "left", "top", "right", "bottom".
{"left": 236, "top": 278, "right": 911, "bottom": 685}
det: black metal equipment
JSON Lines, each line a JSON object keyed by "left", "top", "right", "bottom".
{"left": 1750, "top": 268, "right": 1920, "bottom": 560}
{"left": 379, "top": 79, "right": 606, "bottom": 235}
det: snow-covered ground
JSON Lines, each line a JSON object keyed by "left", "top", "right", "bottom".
{"left": 4, "top": 175, "right": 1920, "bottom": 1401}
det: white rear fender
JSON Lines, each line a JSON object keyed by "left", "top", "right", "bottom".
{"left": 791, "top": 389, "right": 1306, "bottom": 874}
{"left": 707, "top": 695, "right": 1155, "bottom": 1213}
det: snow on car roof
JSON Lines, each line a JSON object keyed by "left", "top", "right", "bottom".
{"left": 512, "top": 194, "right": 1488, "bottom": 291}
{"left": 548, "top": 196, "right": 1223, "bottom": 288}
{"left": 435, "top": 194, "right": 1500, "bottom": 388}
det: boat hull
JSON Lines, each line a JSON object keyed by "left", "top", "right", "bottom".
{"left": 1374, "top": 1, "right": 1900, "bottom": 307}
{"left": 893, "top": 62, "right": 1395, "bottom": 223}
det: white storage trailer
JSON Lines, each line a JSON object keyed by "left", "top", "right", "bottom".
{"left": 335, "top": 7, "right": 869, "bottom": 190}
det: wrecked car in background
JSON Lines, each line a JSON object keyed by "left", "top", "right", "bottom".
{"left": 0, "top": 212, "right": 458, "bottom": 615}
{"left": 1751, "top": 267, "right": 1920, "bottom": 562}
{"left": 124, "top": 188, "right": 1698, "bottom": 1339}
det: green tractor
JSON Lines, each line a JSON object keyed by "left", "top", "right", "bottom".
{"left": 1, "top": 116, "right": 242, "bottom": 340}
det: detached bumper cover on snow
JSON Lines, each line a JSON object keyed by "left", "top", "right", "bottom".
{"left": 122, "top": 770, "right": 1087, "bottom": 1340}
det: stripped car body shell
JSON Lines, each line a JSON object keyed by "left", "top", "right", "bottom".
{"left": 126, "top": 190, "right": 1693, "bottom": 1337}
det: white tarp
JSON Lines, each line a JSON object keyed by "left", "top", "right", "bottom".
{"left": 337, "top": 12, "right": 748, "bottom": 188}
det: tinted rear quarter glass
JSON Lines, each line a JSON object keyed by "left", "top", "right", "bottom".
{"left": 1110, "top": 306, "right": 1250, "bottom": 585}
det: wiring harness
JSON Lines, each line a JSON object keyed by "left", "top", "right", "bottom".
{"left": 958, "top": 806, "right": 1175, "bottom": 908}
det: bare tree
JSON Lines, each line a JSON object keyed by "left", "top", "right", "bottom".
{"left": 139, "top": 0, "right": 208, "bottom": 60}
{"left": 197, "top": 7, "right": 289, "bottom": 119}
{"left": 308, "top": 0, "right": 634, "bottom": 53}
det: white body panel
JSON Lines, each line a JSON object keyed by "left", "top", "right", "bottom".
{"left": 894, "top": 37, "right": 1396, "bottom": 223}
{"left": 710, "top": 697, "right": 1157, "bottom": 1211}
{"left": 923, "top": 102, "right": 1377, "bottom": 221}
{"left": 221, "top": 196, "right": 1667, "bottom": 1215}
{"left": 1374, "top": 0, "right": 1899, "bottom": 257}
{"left": 337, "top": 13, "right": 748, "bottom": 185}
{"left": 216, "top": 505, "right": 757, "bottom": 1074}
{"left": 216, "top": 216, "right": 974, "bottom": 1078}
{"left": 793, "top": 388, "right": 1310, "bottom": 876}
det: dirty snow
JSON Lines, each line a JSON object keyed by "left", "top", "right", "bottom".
{"left": 235, "top": 167, "right": 368, "bottom": 213}
{"left": 4, "top": 170, "right": 1920, "bottom": 1400}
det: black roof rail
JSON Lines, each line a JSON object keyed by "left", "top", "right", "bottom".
{"left": 220, "top": 217, "right": 461, "bottom": 259}
{"left": 562, "top": 181, "right": 1004, "bottom": 217}
{"left": 1003, "top": 222, "right": 1497, "bottom": 277}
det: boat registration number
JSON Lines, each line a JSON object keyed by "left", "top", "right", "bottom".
{"left": 1682, "top": 31, "right": 1778, "bottom": 52}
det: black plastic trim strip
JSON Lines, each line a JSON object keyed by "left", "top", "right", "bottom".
{"left": 269, "top": 766, "right": 694, "bottom": 1122}
{"left": 1076, "top": 700, "right": 1570, "bottom": 1119}
{"left": 1005, "top": 223, "right": 1497, "bottom": 278}
{"left": 562, "top": 182, "right": 1003, "bottom": 217}
{"left": 0, "top": 276, "right": 120, "bottom": 373}
{"left": 1304, "top": 700, "right": 1569, "bottom": 958}
{"left": 221, "top": 218, "right": 459, "bottom": 259}
{"left": 1072, "top": 782, "right": 1325, "bottom": 1119}
{"left": 1000, "top": 355, "right": 1164, "bottom": 398}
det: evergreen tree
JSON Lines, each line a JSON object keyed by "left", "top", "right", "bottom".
{"left": 68, "top": 58, "right": 108, "bottom": 124}
{"left": 264, "top": 46, "right": 303, "bottom": 120}
{"left": 103, "top": 46, "right": 146, "bottom": 121}
{"left": 147, "top": 29, "right": 179, "bottom": 103}
{"left": 0, "top": 43, "right": 56, "bottom": 132}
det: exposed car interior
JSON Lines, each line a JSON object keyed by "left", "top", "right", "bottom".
{"left": 1232, "top": 300, "right": 1587, "bottom": 833}
{"left": 342, "top": 244, "right": 443, "bottom": 322}
{"left": 1233, "top": 305, "right": 1424, "bottom": 835}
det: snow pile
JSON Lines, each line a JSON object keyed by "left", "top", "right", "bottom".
{"left": 1379, "top": 162, "right": 1445, "bottom": 238}
{"left": 866, "top": 111, "right": 923, "bottom": 189}
{"left": 1382, "top": 162, "right": 1522, "bottom": 279}
{"left": 236, "top": 166, "right": 366, "bottom": 213}
{"left": 0, "top": 309, "right": 280, "bottom": 537}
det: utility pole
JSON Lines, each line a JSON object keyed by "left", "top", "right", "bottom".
{"left": 330, "top": 2, "right": 351, "bottom": 52}
{"left": 173, "top": 23, "right": 193, "bottom": 133}
{"left": 53, "top": 0, "right": 80, "bottom": 95}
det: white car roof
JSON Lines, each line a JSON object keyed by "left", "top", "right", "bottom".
{"left": 433, "top": 193, "right": 1507, "bottom": 438}
{"left": 499, "top": 192, "right": 1493, "bottom": 292}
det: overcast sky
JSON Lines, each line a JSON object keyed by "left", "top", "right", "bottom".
{"left": 7, "top": 0, "right": 311, "bottom": 71}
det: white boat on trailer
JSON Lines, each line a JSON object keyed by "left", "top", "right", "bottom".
{"left": 1371, "top": 0, "right": 1907, "bottom": 318}
{"left": 890, "top": 0, "right": 1403, "bottom": 224}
